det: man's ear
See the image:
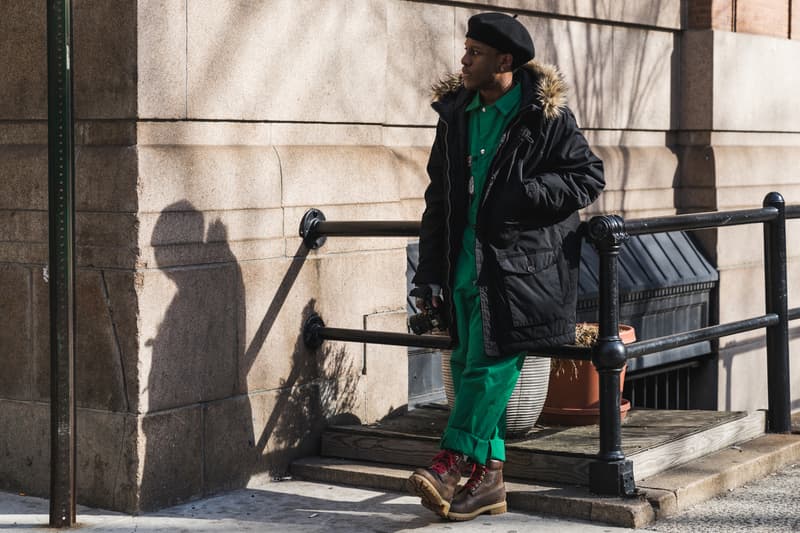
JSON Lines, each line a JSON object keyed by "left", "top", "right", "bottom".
{"left": 498, "top": 52, "right": 514, "bottom": 73}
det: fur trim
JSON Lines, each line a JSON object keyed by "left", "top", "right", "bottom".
{"left": 430, "top": 60, "right": 568, "bottom": 120}
{"left": 522, "top": 61, "right": 568, "bottom": 121}
{"left": 431, "top": 73, "right": 463, "bottom": 103}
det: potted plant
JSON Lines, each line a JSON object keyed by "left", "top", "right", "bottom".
{"left": 539, "top": 322, "right": 636, "bottom": 426}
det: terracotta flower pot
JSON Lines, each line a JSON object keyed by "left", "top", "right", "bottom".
{"left": 539, "top": 323, "right": 636, "bottom": 426}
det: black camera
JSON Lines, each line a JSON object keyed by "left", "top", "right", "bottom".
{"left": 408, "top": 286, "right": 445, "bottom": 335}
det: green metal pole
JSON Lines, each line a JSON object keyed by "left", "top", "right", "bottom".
{"left": 47, "top": 0, "right": 76, "bottom": 527}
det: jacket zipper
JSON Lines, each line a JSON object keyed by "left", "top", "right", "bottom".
{"left": 439, "top": 116, "right": 455, "bottom": 337}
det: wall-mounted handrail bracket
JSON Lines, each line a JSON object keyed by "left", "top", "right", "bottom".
{"left": 303, "top": 313, "right": 326, "bottom": 349}
{"left": 299, "top": 208, "right": 327, "bottom": 249}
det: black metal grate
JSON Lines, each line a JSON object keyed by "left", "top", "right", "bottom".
{"left": 624, "top": 360, "right": 702, "bottom": 410}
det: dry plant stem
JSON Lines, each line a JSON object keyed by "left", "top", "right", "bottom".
{"left": 551, "top": 323, "right": 599, "bottom": 381}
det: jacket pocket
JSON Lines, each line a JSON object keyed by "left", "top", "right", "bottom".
{"left": 495, "top": 249, "right": 564, "bottom": 328}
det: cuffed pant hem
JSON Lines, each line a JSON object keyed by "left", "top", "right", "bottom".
{"left": 440, "top": 426, "right": 506, "bottom": 465}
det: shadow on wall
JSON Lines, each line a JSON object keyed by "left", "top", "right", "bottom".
{"left": 535, "top": 0, "right": 676, "bottom": 215}
{"left": 718, "top": 324, "right": 800, "bottom": 411}
{"left": 140, "top": 202, "right": 359, "bottom": 510}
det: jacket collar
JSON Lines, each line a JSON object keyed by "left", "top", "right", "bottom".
{"left": 430, "top": 60, "right": 567, "bottom": 121}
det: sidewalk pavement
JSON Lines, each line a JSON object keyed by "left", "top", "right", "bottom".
{"left": 0, "top": 479, "right": 630, "bottom": 533}
{"left": 3, "top": 414, "right": 798, "bottom": 532}
{"left": 3, "top": 461, "right": 800, "bottom": 533}
{"left": 645, "top": 462, "right": 800, "bottom": 532}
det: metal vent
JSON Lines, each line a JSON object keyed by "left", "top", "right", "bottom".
{"left": 624, "top": 361, "right": 700, "bottom": 410}
{"left": 578, "top": 231, "right": 718, "bottom": 372}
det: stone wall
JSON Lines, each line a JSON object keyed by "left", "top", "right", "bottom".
{"left": 679, "top": 28, "right": 800, "bottom": 411}
{"left": 1, "top": 0, "right": 799, "bottom": 513}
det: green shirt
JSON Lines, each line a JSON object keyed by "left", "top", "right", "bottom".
{"left": 456, "top": 84, "right": 522, "bottom": 291}
{"left": 464, "top": 83, "right": 522, "bottom": 227}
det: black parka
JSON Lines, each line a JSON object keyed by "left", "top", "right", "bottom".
{"left": 412, "top": 61, "right": 605, "bottom": 357}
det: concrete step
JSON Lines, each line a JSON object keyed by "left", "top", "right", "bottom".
{"left": 320, "top": 407, "right": 766, "bottom": 485}
{"left": 638, "top": 433, "right": 800, "bottom": 519}
{"left": 291, "top": 456, "right": 656, "bottom": 528}
{"left": 292, "top": 432, "right": 800, "bottom": 528}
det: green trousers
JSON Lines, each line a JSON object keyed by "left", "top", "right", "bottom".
{"left": 440, "top": 246, "right": 525, "bottom": 465}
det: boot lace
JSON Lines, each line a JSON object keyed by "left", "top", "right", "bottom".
{"left": 428, "top": 449, "right": 462, "bottom": 475}
{"left": 463, "top": 464, "right": 487, "bottom": 494}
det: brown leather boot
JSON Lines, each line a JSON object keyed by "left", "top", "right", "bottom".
{"left": 447, "top": 459, "right": 507, "bottom": 521}
{"left": 406, "top": 449, "right": 466, "bottom": 518}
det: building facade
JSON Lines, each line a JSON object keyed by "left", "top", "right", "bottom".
{"left": 1, "top": 0, "right": 799, "bottom": 512}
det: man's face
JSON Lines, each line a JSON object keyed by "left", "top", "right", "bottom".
{"left": 460, "top": 38, "right": 508, "bottom": 91}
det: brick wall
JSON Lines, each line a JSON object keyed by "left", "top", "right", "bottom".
{"left": 736, "top": 0, "right": 789, "bottom": 37}
{"left": 688, "top": 0, "right": 734, "bottom": 30}
{"left": 689, "top": 0, "right": 797, "bottom": 38}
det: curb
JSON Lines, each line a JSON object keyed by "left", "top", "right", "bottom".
{"left": 638, "top": 433, "right": 800, "bottom": 519}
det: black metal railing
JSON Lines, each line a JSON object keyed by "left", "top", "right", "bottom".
{"left": 299, "top": 192, "right": 797, "bottom": 497}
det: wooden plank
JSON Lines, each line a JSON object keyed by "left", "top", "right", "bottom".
{"left": 322, "top": 428, "right": 592, "bottom": 484}
{"left": 291, "top": 457, "right": 411, "bottom": 494}
{"left": 329, "top": 407, "right": 448, "bottom": 438}
{"left": 322, "top": 430, "right": 440, "bottom": 468}
{"left": 631, "top": 410, "right": 765, "bottom": 480}
{"left": 504, "top": 448, "right": 590, "bottom": 485}
{"left": 321, "top": 408, "right": 764, "bottom": 486}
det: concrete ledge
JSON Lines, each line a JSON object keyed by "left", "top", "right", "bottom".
{"left": 504, "top": 481, "right": 654, "bottom": 528}
{"left": 639, "top": 433, "right": 800, "bottom": 518}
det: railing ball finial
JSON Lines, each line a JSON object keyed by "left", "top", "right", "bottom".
{"left": 588, "top": 214, "right": 628, "bottom": 248}
{"left": 763, "top": 191, "right": 785, "bottom": 208}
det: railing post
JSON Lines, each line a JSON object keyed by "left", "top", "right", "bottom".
{"left": 763, "top": 192, "right": 791, "bottom": 433}
{"left": 587, "top": 215, "right": 635, "bottom": 496}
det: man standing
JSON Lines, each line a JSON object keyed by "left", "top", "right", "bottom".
{"left": 407, "top": 13, "right": 605, "bottom": 522}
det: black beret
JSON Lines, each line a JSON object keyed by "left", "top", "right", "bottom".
{"left": 466, "top": 12, "right": 535, "bottom": 70}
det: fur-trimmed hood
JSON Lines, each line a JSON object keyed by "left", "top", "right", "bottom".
{"left": 430, "top": 60, "right": 568, "bottom": 121}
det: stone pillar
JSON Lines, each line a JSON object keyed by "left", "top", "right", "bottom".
{"left": 0, "top": 0, "right": 142, "bottom": 513}
{"left": 679, "top": 14, "right": 800, "bottom": 410}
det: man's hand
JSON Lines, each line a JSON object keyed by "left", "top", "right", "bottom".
{"left": 415, "top": 294, "right": 443, "bottom": 312}
{"left": 410, "top": 285, "right": 442, "bottom": 313}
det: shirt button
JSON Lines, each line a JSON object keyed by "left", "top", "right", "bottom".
{"left": 480, "top": 148, "right": 486, "bottom": 155}
{"left": 481, "top": 107, "right": 486, "bottom": 112}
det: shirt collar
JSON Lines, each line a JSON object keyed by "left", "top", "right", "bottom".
{"left": 495, "top": 83, "right": 521, "bottom": 116}
{"left": 465, "top": 92, "right": 482, "bottom": 112}
{"left": 465, "top": 83, "right": 521, "bottom": 115}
